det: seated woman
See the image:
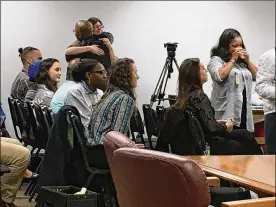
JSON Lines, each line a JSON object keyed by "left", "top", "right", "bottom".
{"left": 64, "top": 58, "right": 107, "bottom": 131}
{"left": 33, "top": 58, "right": 61, "bottom": 107}
{"left": 0, "top": 137, "right": 37, "bottom": 207}
{"left": 86, "top": 58, "right": 139, "bottom": 169}
{"left": 156, "top": 58, "right": 263, "bottom": 155}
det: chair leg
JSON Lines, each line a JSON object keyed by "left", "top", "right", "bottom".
{"left": 148, "top": 136, "right": 154, "bottom": 149}
{"left": 25, "top": 158, "right": 42, "bottom": 195}
{"left": 105, "top": 176, "right": 114, "bottom": 207}
{"left": 29, "top": 179, "right": 38, "bottom": 202}
{"left": 140, "top": 134, "right": 146, "bottom": 146}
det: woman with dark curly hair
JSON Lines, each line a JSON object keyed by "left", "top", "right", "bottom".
{"left": 33, "top": 58, "right": 61, "bottom": 107}
{"left": 207, "top": 29, "right": 257, "bottom": 132}
{"left": 86, "top": 58, "right": 139, "bottom": 168}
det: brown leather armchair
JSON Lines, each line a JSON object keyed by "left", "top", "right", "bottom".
{"left": 104, "top": 131, "right": 137, "bottom": 172}
{"left": 112, "top": 148, "right": 211, "bottom": 207}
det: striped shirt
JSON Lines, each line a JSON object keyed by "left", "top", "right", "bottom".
{"left": 34, "top": 84, "right": 55, "bottom": 107}
{"left": 24, "top": 84, "right": 38, "bottom": 106}
{"left": 10, "top": 69, "right": 30, "bottom": 104}
{"left": 87, "top": 90, "right": 135, "bottom": 146}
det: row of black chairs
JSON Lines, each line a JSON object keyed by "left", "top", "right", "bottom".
{"left": 130, "top": 104, "right": 166, "bottom": 149}
{"left": 8, "top": 97, "right": 53, "bottom": 201}
{"left": 9, "top": 98, "right": 119, "bottom": 206}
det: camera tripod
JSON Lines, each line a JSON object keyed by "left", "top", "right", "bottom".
{"left": 150, "top": 47, "right": 180, "bottom": 107}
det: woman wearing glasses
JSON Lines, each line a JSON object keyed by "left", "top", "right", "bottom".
{"left": 64, "top": 58, "right": 107, "bottom": 131}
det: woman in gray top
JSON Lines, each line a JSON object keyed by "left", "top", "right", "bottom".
{"left": 34, "top": 58, "right": 62, "bottom": 107}
{"left": 207, "top": 29, "right": 257, "bottom": 132}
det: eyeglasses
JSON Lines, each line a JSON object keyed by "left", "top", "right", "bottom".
{"left": 93, "top": 24, "right": 104, "bottom": 29}
{"left": 91, "top": 70, "right": 107, "bottom": 75}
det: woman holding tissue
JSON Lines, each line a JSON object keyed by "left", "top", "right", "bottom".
{"left": 207, "top": 29, "right": 257, "bottom": 132}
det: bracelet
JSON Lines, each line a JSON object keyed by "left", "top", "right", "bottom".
{"left": 229, "top": 60, "right": 235, "bottom": 64}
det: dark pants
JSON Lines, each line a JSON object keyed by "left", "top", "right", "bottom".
{"left": 210, "top": 129, "right": 263, "bottom": 155}
{"left": 264, "top": 112, "right": 276, "bottom": 154}
{"left": 87, "top": 145, "right": 109, "bottom": 170}
{"left": 234, "top": 89, "right": 247, "bottom": 130}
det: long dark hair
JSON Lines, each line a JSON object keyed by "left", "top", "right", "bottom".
{"left": 173, "top": 58, "right": 202, "bottom": 110}
{"left": 210, "top": 28, "right": 246, "bottom": 62}
{"left": 104, "top": 58, "right": 136, "bottom": 100}
{"left": 35, "top": 58, "right": 59, "bottom": 92}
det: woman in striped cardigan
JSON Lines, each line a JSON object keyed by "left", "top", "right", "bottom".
{"left": 86, "top": 58, "right": 139, "bottom": 169}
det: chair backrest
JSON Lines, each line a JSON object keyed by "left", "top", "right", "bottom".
{"left": 27, "top": 102, "right": 49, "bottom": 149}
{"left": 142, "top": 104, "right": 158, "bottom": 137}
{"left": 130, "top": 107, "right": 145, "bottom": 135}
{"left": 112, "top": 148, "right": 210, "bottom": 207}
{"left": 103, "top": 131, "right": 137, "bottom": 172}
{"left": 67, "top": 110, "right": 92, "bottom": 174}
{"left": 8, "top": 97, "right": 21, "bottom": 140}
{"left": 26, "top": 101, "right": 39, "bottom": 138}
{"left": 130, "top": 107, "right": 148, "bottom": 146}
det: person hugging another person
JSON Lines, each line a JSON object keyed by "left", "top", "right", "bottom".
{"left": 64, "top": 58, "right": 107, "bottom": 131}
{"left": 207, "top": 29, "right": 257, "bottom": 133}
{"left": 65, "top": 20, "right": 115, "bottom": 72}
{"left": 33, "top": 58, "right": 61, "bottom": 107}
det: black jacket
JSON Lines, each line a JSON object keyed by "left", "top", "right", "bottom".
{"left": 38, "top": 105, "right": 86, "bottom": 188}
{"left": 66, "top": 32, "right": 114, "bottom": 70}
{"left": 155, "top": 89, "right": 227, "bottom": 155}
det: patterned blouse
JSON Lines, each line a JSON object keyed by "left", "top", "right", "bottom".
{"left": 87, "top": 90, "right": 135, "bottom": 146}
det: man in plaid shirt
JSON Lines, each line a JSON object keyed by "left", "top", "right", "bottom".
{"left": 10, "top": 47, "right": 42, "bottom": 103}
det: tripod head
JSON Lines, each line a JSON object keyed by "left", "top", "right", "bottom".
{"left": 164, "top": 42, "right": 178, "bottom": 58}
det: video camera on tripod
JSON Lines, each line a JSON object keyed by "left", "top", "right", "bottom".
{"left": 149, "top": 42, "right": 180, "bottom": 107}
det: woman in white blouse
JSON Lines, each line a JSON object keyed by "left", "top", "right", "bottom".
{"left": 207, "top": 28, "right": 257, "bottom": 132}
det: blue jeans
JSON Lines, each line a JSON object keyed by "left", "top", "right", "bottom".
{"left": 264, "top": 112, "right": 276, "bottom": 154}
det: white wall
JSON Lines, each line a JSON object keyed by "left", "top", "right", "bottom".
{"left": 1, "top": 1, "right": 275, "bottom": 136}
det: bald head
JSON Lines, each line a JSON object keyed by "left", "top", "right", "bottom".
{"left": 74, "top": 20, "right": 93, "bottom": 40}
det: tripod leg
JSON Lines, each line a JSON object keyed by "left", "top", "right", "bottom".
{"left": 173, "top": 58, "right": 180, "bottom": 71}
{"left": 150, "top": 60, "right": 169, "bottom": 107}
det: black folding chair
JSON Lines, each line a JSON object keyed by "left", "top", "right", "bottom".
{"left": 8, "top": 97, "right": 23, "bottom": 142}
{"left": 67, "top": 110, "right": 116, "bottom": 207}
{"left": 142, "top": 104, "right": 160, "bottom": 149}
{"left": 25, "top": 102, "right": 52, "bottom": 201}
{"left": 130, "top": 107, "right": 147, "bottom": 147}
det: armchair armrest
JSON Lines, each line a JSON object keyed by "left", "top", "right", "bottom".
{"left": 221, "top": 197, "right": 275, "bottom": 207}
{"left": 207, "top": 176, "right": 220, "bottom": 187}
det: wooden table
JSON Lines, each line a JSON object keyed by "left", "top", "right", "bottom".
{"left": 187, "top": 155, "right": 275, "bottom": 196}
{"left": 253, "top": 108, "right": 264, "bottom": 123}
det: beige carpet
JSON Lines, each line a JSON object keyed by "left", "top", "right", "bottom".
{"left": 14, "top": 184, "right": 36, "bottom": 207}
